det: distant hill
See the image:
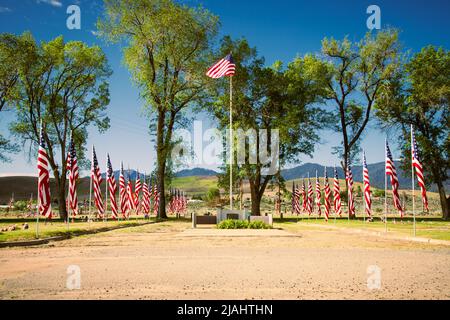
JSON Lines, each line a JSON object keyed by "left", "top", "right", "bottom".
{"left": 281, "top": 162, "right": 449, "bottom": 192}
{"left": 175, "top": 168, "right": 217, "bottom": 177}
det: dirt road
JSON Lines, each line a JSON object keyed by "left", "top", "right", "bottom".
{"left": 0, "top": 221, "right": 449, "bottom": 299}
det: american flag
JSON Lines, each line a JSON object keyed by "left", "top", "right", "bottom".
{"left": 153, "top": 182, "right": 159, "bottom": 216}
{"left": 107, "top": 154, "right": 118, "bottom": 219}
{"left": 142, "top": 176, "right": 150, "bottom": 215}
{"left": 169, "top": 188, "right": 175, "bottom": 214}
{"left": 346, "top": 166, "right": 355, "bottom": 218}
{"left": 206, "top": 53, "right": 236, "bottom": 78}
{"left": 411, "top": 126, "right": 429, "bottom": 212}
{"left": 386, "top": 140, "right": 404, "bottom": 217}
{"left": 363, "top": 152, "right": 372, "bottom": 218}
{"left": 324, "top": 168, "right": 331, "bottom": 221}
{"left": 126, "top": 172, "right": 136, "bottom": 211}
{"left": 66, "top": 135, "right": 79, "bottom": 217}
{"left": 119, "top": 162, "right": 128, "bottom": 217}
{"left": 333, "top": 167, "right": 342, "bottom": 217}
{"left": 91, "top": 146, "right": 104, "bottom": 217}
{"left": 307, "top": 177, "right": 313, "bottom": 215}
{"left": 37, "top": 127, "right": 52, "bottom": 218}
{"left": 134, "top": 170, "right": 142, "bottom": 212}
{"left": 301, "top": 180, "right": 306, "bottom": 213}
{"left": 315, "top": 171, "right": 322, "bottom": 216}
{"left": 294, "top": 183, "right": 301, "bottom": 214}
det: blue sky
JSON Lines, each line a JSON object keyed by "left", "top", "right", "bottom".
{"left": 0, "top": 0, "right": 449, "bottom": 176}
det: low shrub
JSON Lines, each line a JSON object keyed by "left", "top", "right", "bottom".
{"left": 217, "top": 219, "right": 271, "bottom": 229}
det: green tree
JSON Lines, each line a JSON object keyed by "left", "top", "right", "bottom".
{"left": 97, "top": 0, "right": 219, "bottom": 219}
{"left": 0, "top": 33, "right": 28, "bottom": 161}
{"left": 8, "top": 34, "right": 111, "bottom": 220}
{"left": 375, "top": 46, "right": 449, "bottom": 219}
{"left": 317, "top": 30, "right": 400, "bottom": 175}
{"left": 209, "top": 37, "right": 331, "bottom": 215}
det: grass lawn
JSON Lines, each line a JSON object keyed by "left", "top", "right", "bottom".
{"left": 0, "top": 216, "right": 155, "bottom": 243}
{"left": 274, "top": 215, "right": 450, "bottom": 241}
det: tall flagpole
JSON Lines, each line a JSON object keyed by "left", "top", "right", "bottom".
{"left": 411, "top": 125, "right": 416, "bottom": 237}
{"left": 229, "top": 75, "right": 233, "bottom": 211}
{"left": 88, "top": 145, "right": 93, "bottom": 227}
{"left": 67, "top": 131, "right": 71, "bottom": 232}
{"left": 36, "top": 121, "right": 42, "bottom": 238}
{"left": 362, "top": 150, "right": 366, "bottom": 223}
{"left": 105, "top": 154, "right": 108, "bottom": 223}
{"left": 384, "top": 138, "right": 388, "bottom": 232}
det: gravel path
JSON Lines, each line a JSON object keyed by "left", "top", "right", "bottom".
{"left": 0, "top": 222, "right": 449, "bottom": 300}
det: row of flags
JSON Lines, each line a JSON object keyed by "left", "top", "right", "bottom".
{"left": 291, "top": 129, "right": 429, "bottom": 219}
{"left": 168, "top": 188, "right": 188, "bottom": 215}
{"left": 35, "top": 125, "right": 188, "bottom": 220}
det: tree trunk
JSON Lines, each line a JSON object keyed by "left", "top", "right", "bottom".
{"left": 249, "top": 182, "right": 262, "bottom": 216}
{"left": 55, "top": 174, "right": 67, "bottom": 221}
{"left": 436, "top": 181, "right": 449, "bottom": 220}
{"left": 157, "top": 158, "right": 167, "bottom": 219}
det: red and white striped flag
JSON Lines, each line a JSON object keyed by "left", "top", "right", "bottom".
{"left": 37, "top": 127, "right": 52, "bottom": 218}
{"left": 206, "top": 53, "right": 236, "bottom": 79}
{"left": 315, "top": 171, "right": 322, "bottom": 216}
{"left": 126, "top": 174, "right": 136, "bottom": 212}
{"left": 333, "top": 167, "right": 342, "bottom": 217}
{"left": 106, "top": 154, "right": 118, "bottom": 219}
{"left": 153, "top": 183, "right": 160, "bottom": 216}
{"left": 386, "top": 141, "right": 404, "bottom": 217}
{"left": 142, "top": 176, "right": 150, "bottom": 215}
{"left": 91, "top": 146, "right": 104, "bottom": 217}
{"left": 294, "top": 183, "right": 301, "bottom": 215}
{"left": 411, "top": 126, "right": 429, "bottom": 212}
{"left": 346, "top": 166, "right": 355, "bottom": 218}
{"left": 66, "top": 135, "right": 79, "bottom": 217}
{"left": 119, "top": 162, "right": 128, "bottom": 217}
{"left": 134, "top": 171, "right": 142, "bottom": 212}
{"left": 307, "top": 177, "right": 313, "bottom": 215}
{"left": 301, "top": 180, "right": 306, "bottom": 213}
{"left": 324, "top": 168, "right": 331, "bottom": 221}
{"left": 362, "top": 152, "right": 372, "bottom": 218}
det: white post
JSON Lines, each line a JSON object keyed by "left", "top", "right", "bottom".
{"left": 411, "top": 125, "right": 416, "bottom": 237}
{"left": 229, "top": 76, "right": 233, "bottom": 211}
{"left": 88, "top": 145, "right": 93, "bottom": 228}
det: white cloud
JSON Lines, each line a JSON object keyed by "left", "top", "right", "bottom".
{"left": 37, "top": 0, "right": 63, "bottom": 8}
{"left": 0, "top": 7, "right": 12, "bottom": 13}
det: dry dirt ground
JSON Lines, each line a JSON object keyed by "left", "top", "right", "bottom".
{"left": 0, "top": 221, "right": 449, "bottom": 300}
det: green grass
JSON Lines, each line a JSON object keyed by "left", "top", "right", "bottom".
{"left": 171, "top": 176, "right": 217, "bottom": 195}
{"left": 274, "top": 215, "right": 450, "bottom": 241}
{"left": 0, "top": 216, "right": 154, "bottom": 243}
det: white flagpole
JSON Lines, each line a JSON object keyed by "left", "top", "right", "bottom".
{"left": 362, "top": 150, "right": 366, "bottom": 223}
{"left": 384, "top": 138, "right": 388, "bottom": 232}
{"left": 105, "top": 154, "right": 108, "bottom": 224}
{"left": 88, "top": 145, "right": 93, "bottom": 228}
{"left": 411, "top": 125, "right": 416, "bottom": 237}
{"left": 36, "top": 121, "right": 42, "bottom": 238}
{"left": 67, "top": 131, "right": 71, "bottom": 232}
{"left": 229, "top": 75, "right": 233, "bottom": 211}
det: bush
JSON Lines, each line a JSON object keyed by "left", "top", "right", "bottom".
{"left": 248, "top": 220, "right": 271, "bottom": 229}
{"left": 217, "top": 219, "right": 271, "bottom": 229}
